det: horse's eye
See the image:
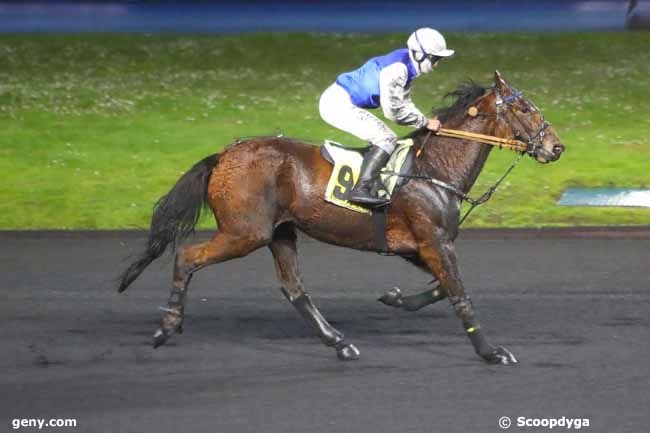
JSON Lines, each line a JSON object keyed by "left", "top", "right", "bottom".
{"left": 519, "top": 105, "right": 530, "bottom": 114}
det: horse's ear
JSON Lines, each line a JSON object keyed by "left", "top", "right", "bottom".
{"left": 494, "top": 70, "right": 507, "bottom": 90}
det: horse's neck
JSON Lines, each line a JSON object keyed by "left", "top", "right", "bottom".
{"left": 416, "top": 115, "right": 496, "bottom": 193}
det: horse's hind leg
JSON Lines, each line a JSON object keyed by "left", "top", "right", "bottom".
{"left": 378, "top": 284, "right": 446, "bottom": 311}
{"left": 153, "top": 230, "right": 265, "bottom": 348}
{"left": 269, "top": 223, "right": 360, "bottom": 361}
{"left": 379, "top": 257, "right": 447, "bottom": 311}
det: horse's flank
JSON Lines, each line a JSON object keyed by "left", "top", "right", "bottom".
{"left": 208, "top": 136, "right": 398, "bottom": 252}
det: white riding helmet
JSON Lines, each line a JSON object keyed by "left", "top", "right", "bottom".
{"left": 407, "top": 28, "right": 454, "bottom": 74}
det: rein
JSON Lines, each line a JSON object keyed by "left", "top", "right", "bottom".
{"left": 385, "top": 139, "right": 523, "bottom": 226}
{"left": 384, "top": 86, "right": 550, "bottom": 226}
{"left": 387, "top": 107, "right": 528, "bottom": 226}
{"left": 436, "top": 128, "right": 528, "bottom": 152}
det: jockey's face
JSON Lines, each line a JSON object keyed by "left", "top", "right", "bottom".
{"left": 425, "top": 54, "right": 443, "bottom": 66}
{"left": 412, "top": 51, "right": 443, "bottom": 74}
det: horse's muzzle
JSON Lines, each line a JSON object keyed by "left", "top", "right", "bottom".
{"left": 550, "top": 143, "right": 565, "bottom": 161}
{"left": 536, "top": 142, "right": 564, "bottom": 163}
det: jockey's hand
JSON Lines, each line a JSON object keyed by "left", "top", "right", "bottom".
{"left": 426, "top": 118, "right": 442, "bottom": 132}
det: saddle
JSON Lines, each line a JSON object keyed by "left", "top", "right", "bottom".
{"left": 320, "top": 139, "right": 416, "bottom": 214}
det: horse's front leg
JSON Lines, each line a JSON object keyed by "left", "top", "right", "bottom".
{"left": 418, "top": 236, "right": 517, "bottom": 365}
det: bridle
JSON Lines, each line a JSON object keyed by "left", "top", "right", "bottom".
{"left": 494, "top": 88, "right": 554, "bottom": 160}
{"left": 434, "top": 86, "right": 553, "bottom": 158}
{"left": 384, "top": 85, "right": 555, "bottom": 225}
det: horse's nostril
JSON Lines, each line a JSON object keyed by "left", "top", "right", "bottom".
{"left": 554, "top": 143, "right": 565, "bottom": 153}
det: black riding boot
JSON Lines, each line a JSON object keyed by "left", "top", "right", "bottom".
{"left": 349, "top": 145, "right": 391, "bottom": 207}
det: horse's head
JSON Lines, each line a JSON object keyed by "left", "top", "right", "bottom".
{"left": 490, "top": 71, "right": 565, "bottom": 163}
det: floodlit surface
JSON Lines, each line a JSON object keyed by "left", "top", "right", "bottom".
{"left": 1, "top": 231, "right": 648, "bottom": 433}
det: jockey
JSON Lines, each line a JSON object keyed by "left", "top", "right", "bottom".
{"left": 319, "top": 28, "right": 454, "bottom": 206}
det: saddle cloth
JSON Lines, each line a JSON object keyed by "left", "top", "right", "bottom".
{"left": 320, "top": 139, "right": 415, "bottom": 214}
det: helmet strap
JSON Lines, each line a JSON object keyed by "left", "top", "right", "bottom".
{"left": 410, "top": 49, "right": 428, "bottom": 73}
{"left": 412, "top": 29, "right": 432, "bottom": 73}
{"left": 414, "top": 29, "right": 428, "bottom": 55}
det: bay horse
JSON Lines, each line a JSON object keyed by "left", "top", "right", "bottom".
{"left": 118, "top": 71, "right": 564, "bottom": 365}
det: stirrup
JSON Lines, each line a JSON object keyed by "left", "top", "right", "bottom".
{"left": 349, "top": 195, "right": 389, "bottom": 206}
{"left": 349, "top": 186, "right": 390, "bottom": 206}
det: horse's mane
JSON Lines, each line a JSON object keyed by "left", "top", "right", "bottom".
{"left": 403, "top": 81, "right": 489, "bottom": 141}
{"left": 432, "top": 81, "right": 489, "bottom": 123}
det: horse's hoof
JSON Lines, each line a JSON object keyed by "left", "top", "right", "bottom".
{"left": 152, "top": 329, "right": 170, "bottom": 348}
{"left": 378, "top": 287, "right": 403, "bottom": 308}
{"left": 336, "top": 343, "right": 360, "bottom": 361}
{"left": 483, "top": 346, "right": 518, "bottom": 365}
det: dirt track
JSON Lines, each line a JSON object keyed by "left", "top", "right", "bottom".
{"left": 1, "top": 230, "right": 648, "bottom": 432}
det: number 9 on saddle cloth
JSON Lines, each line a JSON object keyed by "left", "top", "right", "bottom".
{"left": 321, "top": 139, "right": 416, "bottom": 214}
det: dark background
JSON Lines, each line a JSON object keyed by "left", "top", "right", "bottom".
{"left": 0, "top": 0, "right": 646, "bottom": 33}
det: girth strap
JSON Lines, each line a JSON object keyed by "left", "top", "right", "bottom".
{"left": 372, "top": 207, "right": 389, "bottom": 254}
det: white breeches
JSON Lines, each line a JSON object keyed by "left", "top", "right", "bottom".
{"left": 319, "top": 83, "right": 397, "bottom": 154}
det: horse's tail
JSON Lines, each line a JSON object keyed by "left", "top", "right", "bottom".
{"left": 117, "top": 153, "right": 220, "bottom": 292}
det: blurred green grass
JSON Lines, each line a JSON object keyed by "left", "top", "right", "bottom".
{"left": 1, "top": 32, "right": 649, "bottom": 229}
